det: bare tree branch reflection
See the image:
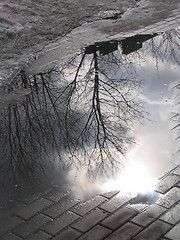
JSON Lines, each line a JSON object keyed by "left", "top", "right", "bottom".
{"left": 0, "top": 29, "right": 179, "bottom": 184}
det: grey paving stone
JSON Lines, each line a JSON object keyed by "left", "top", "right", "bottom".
{"left": 43, "top": 188, "right": 70, "bottom": 202}
{"left": 104, "top": 222, "right": 142, "bottom": 240}
{"left": 99, "top": 194, "right": 132, "bottom": 213}
{"left": 53, "top": 227, "right": 82, "bottom": 240}
{"left": 42, "top": 211, "right": 79, "bottom": 235}
{"left": 44, "top": 199, "right": 79, "bottom": 218}
{"left": 156, "top": 187, "right": 180, "bottom": 208}
{"left": 0, "top": 202, "right": 27, "bottom": 221}
{"left": 160, "top": 238, "right": 172, "bottom": 240}
{"left": 73, "top": 208, "right": 108, "bottom": 232}
{"left": 0, "top": 216, "right": 24, "bottom": 236}
{"left": 127, "top": 203, "right": 148, "bottom": 212}
{"left": 101, "top": 206, "right": 137, "bottom": 230}
{"left": 100, "top": 190, "right": 120, "bottom": 199}
{"left": 78, "top": 225, "right": 111, "bottom": 240}
{"left": 1, "top": 232, "right": 23, "bottom": 240}
{"left": 20, "top": 188, "right": 53, "bottom": 204}
{"left": 25, "top": 230, "right": 52, "bottom": 240}
{"left": 131, "top": 204, "right": 167, "bottom": 227}
{"left": 165, "top": 222, "right": 180, "bottom": 240}
{"left": 160, "top": 202, "right": 180, "bottom": 224}
{"left": 16, "top": 198, "right": 53, "bottom": 220}
{"left": 12, "top": 213, "right": 52, "bottom": 238}
{"left": 173, "top": 167, "right": 180, "bottom": 176}
{"left": 72, "top": 196, "right": 106, "bottom": 216}
{"left": 133, "top": 220, "right": 172, "bottom": 240}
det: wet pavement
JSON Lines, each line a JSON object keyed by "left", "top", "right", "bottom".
{"left": 0, "top": 2, "right": 180, "bottom": 240}
{"left": 0, "top": 165, "right": 179, "bottom": 240}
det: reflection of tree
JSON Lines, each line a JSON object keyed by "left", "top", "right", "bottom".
{"left": 146, "top": 29, "right": 179, "bottom": 66}
{"left": 0, "top": 30, "right": 179, "bottom": 182}
{"left": 0, "top": 70, "right": 81, "bottom": 184}
{"left": 170, "top": 82, "right": 180, "bottom": 151}
{"left": 60, "top": 49, "right": 145, "bottom": 176}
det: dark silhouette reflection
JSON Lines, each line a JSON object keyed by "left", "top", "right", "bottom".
{"left": 0, "top": 30, "right": 179, "bottom": 188}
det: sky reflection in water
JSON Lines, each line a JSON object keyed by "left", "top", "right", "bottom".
{"left": 102, "top": 31, "right": 180, "bottom": 195}
{"left": 0, "top": 29, "right": 179, "bottom": 204}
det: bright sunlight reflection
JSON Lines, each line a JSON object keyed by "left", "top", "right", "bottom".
{"left": 102, "top": 161, "right": 155, "bottom": 197}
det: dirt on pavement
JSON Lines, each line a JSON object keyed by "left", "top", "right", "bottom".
{"left": 0, "top": 0, "right": 179, "bottom": 80}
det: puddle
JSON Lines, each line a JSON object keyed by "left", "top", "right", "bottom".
{"left": 0, "top": 28, "right": 179, "bottom": 208}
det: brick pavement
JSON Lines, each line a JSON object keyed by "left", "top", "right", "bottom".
{"left": 0, "top": 165, "right": 179, "bottom": 240}
{"left": 0, "top": 3, "right": 180, "bottom": 240}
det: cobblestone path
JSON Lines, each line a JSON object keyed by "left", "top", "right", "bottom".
{"left": 0, "top": 165, "right": 179, "bottom": 239}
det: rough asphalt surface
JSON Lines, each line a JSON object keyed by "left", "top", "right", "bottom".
{"left": 0, "top": 0, "right": 179, "bottom": 80}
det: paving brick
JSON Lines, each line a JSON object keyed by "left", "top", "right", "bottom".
{"left": 156, "top": 187, "right": 180, "bottom": 208}
{"left": 44, "top": 198, "right": 79, "bottom": 218}
{"left": 44, "top": 188, "right": 70, "bottom": 202}
{"left": 73, "top": 208, "right": 108, "bottom": 232}
{"left": 78, "top": 225, "right": 111, "bottom": 240}
{"left": 155, "top": 174, "right": 180, "bottom": 194}
{"left": 16, "top": 198, "right": 52, "bottom": 220}
{"left": 1, "top": 232, "right": 23, "bottom": 240}
{"left": 0, "top": 202, "right": 27, "bottom": 221}
{"left": 12, "top": 213, "right": 52, "bottom": 238}
{"left": 72, "top": 196, "right": 106, "bottom": 216}
{"left": 99, "top": 194, "right": 132, "bottom": 213}
{"left": 42, "top": 211, "right": 79, "bottom": 235}
{"left": 160, "top": 238, "right": 171, "bottom": 240}
{"left": 0, "top": 216, "right": 24, "bottom": 236}
{"left": 100, "top": 190, "right": 120, "bottom": 199}
{"left": 131, "top": 204, "right": 167, "bottom": 227}
{"left": 20, "top": 188, "right": 53, "bottom": 204}
{"left": 101, "top": 206, "right": 137, "bottom": 230}
{"left": 25, "top": 230, "right": 52, "bottom": 240}
{"left": 165, "top": 222, "right": 180, "bottom": 240}
{"left": 173, "top": 167, "right": 180, "bottom": 176}
{"left": 53, "top": 227, "right": 82, "bottom": 240}
{"left": 127, "top": 203, "right": 148, "bottom": 212}
{"left": 104, "top": 222, "right": 142, "bottom": 240}
{"left": 133, "top": 220, "right": 172, "bottom": 240}
{"left": 160, "top": 202, "right": 180, "bottom": 224}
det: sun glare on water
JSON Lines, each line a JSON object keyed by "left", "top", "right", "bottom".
{"left": 102, "top": 161, "right": 155, "bottom": 197}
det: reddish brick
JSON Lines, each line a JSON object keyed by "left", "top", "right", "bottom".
{"left": 73, "top": 208, "right": 108, "bottom": 232}
{"left": 53, "top": 227, "right": 81, "bottom": 240}
{"left": 133, "top": 220, "right": 172, "bottom": 240}
{"left": 78, "top": 225, "right": 111, "bottom": 240}
{"left": 156, "top": 187, "right": 180, "bottom": 208}
{"left": 0, "top": 216, "right": 24, "bottom": 236}
{"left": 42, "top": 211, "right": 79, "bottom": 235}
{"left": 16, "top": 198, "right": 52, "bottom": 220}
{"left": 105, "top": 222, "right": 142, "bottom": 240}
{"left": 99, "top": 194, "right": 132, "bottom": 212}
{"left": 101, "top": 206, "right": 137, "bottom": 230}
{"left": 72, "top": 196, "right": 106, "bottom": 216}
{"left": 12, "top": 213, "right": 52, "bottom": 238}
{"left": 131, "top": 204, "right": 166, "bottom": 227}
